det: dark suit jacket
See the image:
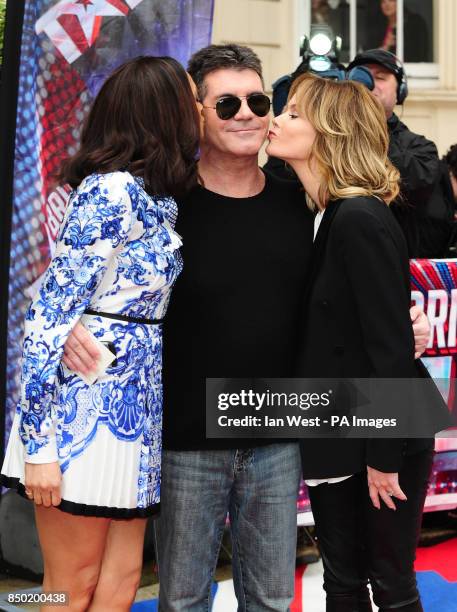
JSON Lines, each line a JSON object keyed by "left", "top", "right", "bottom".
{"left": 296, "top": 196, "right": 434, "bottom": 479}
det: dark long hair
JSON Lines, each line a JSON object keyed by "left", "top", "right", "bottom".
{"left": 60, "top": 56, "right": 200, "bottom": 199}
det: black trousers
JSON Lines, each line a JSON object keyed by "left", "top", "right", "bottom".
{"left": 307, "top": 449, "right": 434, "bottom": 612}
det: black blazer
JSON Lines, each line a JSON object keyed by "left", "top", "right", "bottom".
{"left": 296, "top": 196, "right": 435, "bottom": 479}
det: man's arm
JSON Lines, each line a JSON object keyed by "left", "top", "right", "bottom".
{"left": 388, "top": 132, "right": 440, "bottom": 206}
{"left": 62, "top": 283, "right": 430, "bottom": 375}
{"left": 410, "top": 304, "right": 430, "bottom": 359}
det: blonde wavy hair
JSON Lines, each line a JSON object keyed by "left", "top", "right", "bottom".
{"left": 288, "top": 73, "right": 400, "bottom": 210}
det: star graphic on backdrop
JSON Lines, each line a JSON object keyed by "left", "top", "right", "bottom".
{"left": 36, "top": 0, "right": 146, "bottom": 63}
{"left": 63, "top": 0, "right": 131, "bottom": 46}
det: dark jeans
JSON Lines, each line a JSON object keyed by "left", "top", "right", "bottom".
{"left": 155, "top": 444, "right": 301, "bottom": 612}
{"left": 308, "top": 449, "right": 434, "bottom": 612}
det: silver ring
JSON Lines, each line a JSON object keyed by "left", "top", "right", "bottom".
{"left": 387, "top": 490, "right": 394, "bottom": 497}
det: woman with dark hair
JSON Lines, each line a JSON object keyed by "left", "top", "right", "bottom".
{"left": 1, "top": 56, "right": 199, "bottom": 610}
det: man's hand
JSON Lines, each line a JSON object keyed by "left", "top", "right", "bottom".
{"left": 367, "top": 466, "right": 407, "bottom": 511}
{"left": 24, "top": 462, "right": 62, "bottom": 507}
{"left": 410, "top": 305, "right": 430, "bottom": 359}
{"left": 63, "top": 321, "right": 101, "bottom": 374}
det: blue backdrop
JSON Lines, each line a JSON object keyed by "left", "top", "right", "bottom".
{"left": 4, "top": 0, "right": 214, "bottom": 445}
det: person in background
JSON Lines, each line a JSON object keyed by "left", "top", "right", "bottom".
{"left": 376, "top": 0, "right": 429, "bottom": 62}
{"left": 431, "top": 143, "right": 457, "bottom": 256}
{"left": 379, "top": 0, "right": 396, "bottom": 52}
{"left": 1, "top": 56, "right": 200, "bottom": 611}
{"left": 312, "top": 0, "right": 346, "bottom": 29}
{"left": 312, "top": 0, "right": 332, "bottom": 24}
{"left": 266, "top": 72, "right": 445, "bottom": 612}
{"left": 444, "top": 144, "right": 457, "bottom": 213}
{"left": 418, "top": 142, "right": 457, "bottom": 257}
{"left": 348, "top": 49, "right": 446, "bottom": 258}
{"left": 311, "top": 0, "right": 350, "bottom": 62}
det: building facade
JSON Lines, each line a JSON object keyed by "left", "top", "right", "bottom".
{"left": 212, "top": 0, "right": 457, "bottom": 158}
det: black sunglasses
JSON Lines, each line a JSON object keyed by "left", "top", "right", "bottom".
{"left": 202, "top": 93, "right": 271, "bottom": 120}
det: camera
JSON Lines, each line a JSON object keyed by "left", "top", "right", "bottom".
{"left": 271, "top": 27, "right": 374, "bottom": 116}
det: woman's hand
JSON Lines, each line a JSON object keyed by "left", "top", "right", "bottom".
{"left": 63, "top": 321, "right": 100, "bottom": 374}
{"left": 367, "top": 466, "right": 407, "bottom": 510}
{"left": 24, "top": 462, "right": 62, "bottom": 507}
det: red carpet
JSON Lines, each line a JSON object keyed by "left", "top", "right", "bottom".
{"left": 131, "top": 538, "right": 457, "bottom": 611}
{"left": 415, "top": 537, "right": 457, "bottom": 581}
{"left": 291, "top": 565, "right": 307, "bottom": 612}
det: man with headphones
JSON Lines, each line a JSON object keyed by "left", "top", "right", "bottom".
{"left": 348, "top": 49, "right": 448, "bottom": 258}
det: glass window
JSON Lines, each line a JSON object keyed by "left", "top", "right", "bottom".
{"left": 303, "top": 1, "right": 436, "bottom": 66}
{"left": 356, "top": 0, "right": 434, "bottom": 63}
{"left": 310, "top": 0, "right": 351, "bottom": 63}
{"left": 403, "top": 0, "right": 434, "bottom": 63}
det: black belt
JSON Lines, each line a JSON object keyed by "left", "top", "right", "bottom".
{"left": 84, "top": 308, "right": 164, "bottom": 325}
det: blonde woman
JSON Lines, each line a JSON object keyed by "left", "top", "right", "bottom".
{"left": 266, "top": 74, "right": 435, "bottom": 612}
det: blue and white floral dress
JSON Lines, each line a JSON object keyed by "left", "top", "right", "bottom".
{"left": 1, "top": 171, "right": 182, "bottom": 518}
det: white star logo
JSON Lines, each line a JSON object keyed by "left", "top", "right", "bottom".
{"left": 36, "top": 0, "right": 145, "bottom": 64}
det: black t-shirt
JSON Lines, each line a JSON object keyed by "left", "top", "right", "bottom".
{"left": 162, "top": 170, "right": 313, "bottom": 450}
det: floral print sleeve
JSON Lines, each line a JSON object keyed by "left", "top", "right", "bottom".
{"left": 20, "top": 172, "right": 134, "bottom": 463}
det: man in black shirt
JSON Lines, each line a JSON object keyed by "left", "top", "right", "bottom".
{"left": 156, "top": 45, "right": 312, "bottom": 610}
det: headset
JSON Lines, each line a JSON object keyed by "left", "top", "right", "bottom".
{"left": 390, "top": 53, "right": 409, "bottom": 105}
{"left": 349, "top": 49, "right": 408, "bottom": 105}
{"left": 374, "top": 50, "right": 408, "bottom": 105}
